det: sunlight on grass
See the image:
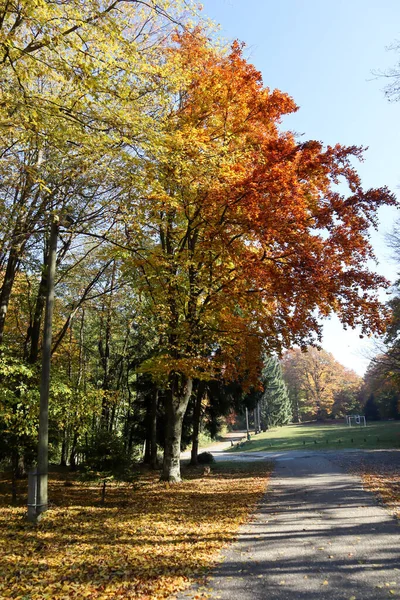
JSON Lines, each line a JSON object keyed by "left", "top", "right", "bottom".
{"left": 231, "top": 421, "right": 400, "bottom": 452}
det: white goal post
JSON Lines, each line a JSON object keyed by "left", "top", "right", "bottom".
{"left": 346, "top": 415, "right": 366, "bottom": 427}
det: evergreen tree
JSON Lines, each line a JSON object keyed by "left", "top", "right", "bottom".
{"left": 364, "top": 393, "right": 381, "bottom": 421}
{"left": 260, "top": 357, "right": 292, "bottom": 428}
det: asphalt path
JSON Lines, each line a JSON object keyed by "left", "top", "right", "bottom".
{"left": 178, "top": 449, "right": 400, "bottom": 599}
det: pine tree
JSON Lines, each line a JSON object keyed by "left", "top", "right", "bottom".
{"left": 364, "top": 393, "right": 381, "bottom": 421}
{"left": 260, "top": 357, "right": 292, "bottom": 428}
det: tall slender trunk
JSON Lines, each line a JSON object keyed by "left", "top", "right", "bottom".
{"left": 69, "top": 433, "right": 78, "bottom": 470}
{"left": 143, "top": 436, "right": 151, "bottom": 463}
{"left": 190, "top": 380, "right": 205, "bottom": 466}
{"left": 11, "top": 449, "right": 18, "bottom": 504}
{"left": 27, "top": 246, "right": 49, "bottom": 363}
{"left": 99, "top": 261, "right": 116, "bottom": 427}
{"left": 143, "top": 386, "right": 158, "bottom": 466}
{"left": 125, "top": 363, "right": 134, "bottom": 453}
{"left": 150, "top": 388, "right": 158, "bottom": 470}
{"left": 60, "top": 430, "right": 68, "bottom": 467}
{"left": 0, "top": 247, "right": 19, "bottom": 344}
{"left": 292, "top": 390, "right": 300, "bottom": 423}
{"left": 161, "top": 375, "right": 193, "bottom": 482}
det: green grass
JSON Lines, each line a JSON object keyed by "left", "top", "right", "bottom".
{"left": 230, "top": 421, "right": 400, "bottom": 452}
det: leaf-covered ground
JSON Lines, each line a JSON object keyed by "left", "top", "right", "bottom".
{"left": 361, "top": 468, "right": 400, "bottom": 519}
{"left": 332, "top": 450, "right": 400, "bottom": 520}
{"left": 0, "top": 462, "right": 272, "bottom": 599}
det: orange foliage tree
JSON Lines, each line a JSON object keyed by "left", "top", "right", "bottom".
{"left": 282, "top": 347, "right": 361, "bottom": 420}
{"left": 121, "top": 32, "right": 395, "bottom": 481}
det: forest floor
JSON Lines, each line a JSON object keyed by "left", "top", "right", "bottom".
{"left": 1, "top": 434, "right": 399, "bottom": 599}
{"left": 0, "top": 461, "right": 272, "bottom": 600}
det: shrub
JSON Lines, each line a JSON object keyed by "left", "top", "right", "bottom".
{"left": 197, "top": 451, "right": 215, "bottom": 464}
{"left": 82, "top": 429, "right": 131, "bottom": 474}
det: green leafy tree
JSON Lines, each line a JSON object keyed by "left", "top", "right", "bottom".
{"left": 0, "top": 352, "right": 39, "bottom": 500}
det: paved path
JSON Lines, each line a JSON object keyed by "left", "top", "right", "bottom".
{"left": 179, "top": 452, "right": 400, "bottom": 599}
{"left": 181, "top": 432, "right": 247, "bottom": 459}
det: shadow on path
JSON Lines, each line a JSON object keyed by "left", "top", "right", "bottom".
{"left": 179, "top": 453, "right": 400, "bottom": 600}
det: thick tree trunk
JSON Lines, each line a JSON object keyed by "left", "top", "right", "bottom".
{"left": 161, "top": 375, "right": 193, "bottom": 482}
{"left": 190, "top": 381, "right": 205, "bottom": 466}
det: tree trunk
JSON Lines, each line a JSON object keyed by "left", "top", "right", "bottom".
{"left": 11, "top": 457, "right": 17, "bottom": 504}
{"left": 99, "top": 261, "right": 116, "bottom": 428}
{"left": 190, "top": 381, "right": 205, "bottom": 466}
{"left": 27, "top": 251, "right": 48, "bottom": 363}
{"left": 143, "top": 435, "right": 151, "bottom": 464}
{"left": 60, "top": 430, "right": 68, "bottom": 467}
{"left": 161, "top": 375, "right": 193, "bottom": 482}
{"left": 11, "top": 448, "right": 24, "bottom": 503}
{"left": 291, "top": 391, "right": 300, "bottom": 423}
{"left": 0, "top": 247, "right": 19, "bottom": 345}
{"left": 150, "top": 388, "right": 158, "bottom": 470}
{"left": 69, "top": 433, "right": 78, "bottom": 470}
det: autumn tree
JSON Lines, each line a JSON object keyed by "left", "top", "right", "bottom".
{"left": 0, "top": 0, "right": 197, "bottom": 344}
{"left": 361, "top": 358, "right": 400, "bottom": 420}
{"left": 331, "top": 369, "right": 362, "bottom": 418}
{"left": 0, "top": 1, "right": 206, "bottom": 488}
{"left": 120, "top": 32, "right": 395, "bottom": 481}
{"left": 281, "top": 347, "right": 361, "bottom": 420}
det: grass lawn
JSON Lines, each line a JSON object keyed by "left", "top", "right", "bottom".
{"left": 231, "top": 421, "right": 400, "bottom": 452}
{"left": 0, "top": 461, "right": 272, "bottom": 600}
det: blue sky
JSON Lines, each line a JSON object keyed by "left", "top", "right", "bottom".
{"left": 200, "top": 0, "right": 400, "bottom": 375}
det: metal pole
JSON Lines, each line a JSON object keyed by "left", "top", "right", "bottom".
{"left": 34, "top": 217, "right": 59, "bottom": 522}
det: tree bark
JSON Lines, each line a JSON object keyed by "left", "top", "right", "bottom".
{"left": 60, "top": 430, "right": 68, "bottom": 467}
{"left": 161, "top": 375, "right": 193, "bottom": 482}
{"left": 143, "top": 433, "right": 151, "bottom": 464}
{"left": 69, "top": 433, "right": 78, "bottom": 470}
{"left": 99, "top": 261, "right": 116, "bottom": 428}
{"left": 190, "top": 380, "right": 205, "bottom": 466}
{"left": 27, "top": 248, "right": 48, "bottom": 363}
{"left": 150, "top": 388, "right": 158, "bottom": 470}
{"left": 0, "top": 247, "right": 19, "bottom": 345}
